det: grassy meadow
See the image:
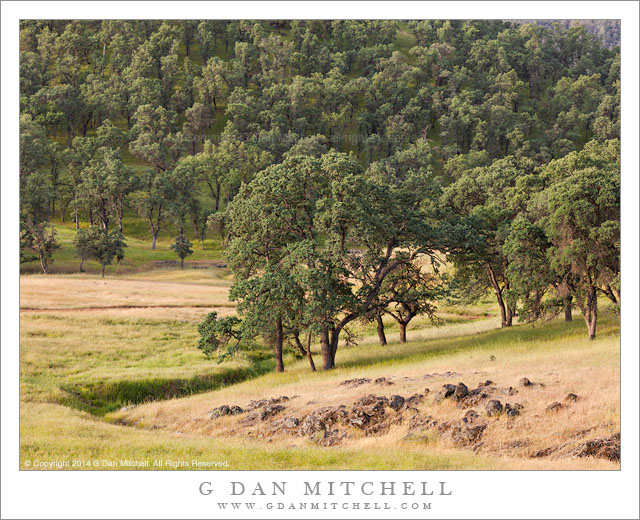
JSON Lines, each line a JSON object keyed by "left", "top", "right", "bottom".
{"left": 20, "top": 261, "right": 621, "bottom": 470}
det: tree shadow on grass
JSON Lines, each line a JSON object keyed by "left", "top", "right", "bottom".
{"left": 333, "top": 314, "right": 619, "bottom": 372}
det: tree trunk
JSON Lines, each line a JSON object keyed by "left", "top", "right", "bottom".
{"left": 564, "top": 296, "right": 573, "bottom": 322}
{"left": 180, "top": 258, "right": 184, "bottom": 269}
{"left": 583, "top": 287, "right": 598, "bottom": 340}
{"left": 274, "top": 318, "right": 284, "bottom": 372}
{"left": 486, "top": 262, "right": 511, "bottom": 327}
{"left": 320, "top": 328, "right": 334, "bottom": 370}
{"left": 399, "top": 321, "right": 407, "bottom": 343}
{"left": 505, "top": 304, "right": 514, "bottom": 327}
{"left": 152, "top": 231, "right": 158, "bottom": 250}
{"left": 39, "top": 254, "right": 48, "bottom": 274}
{"left": 305, "top": 332, "right": 316, "bottom": 372}
{"left": 79, "top": 258, "right": 84, "bottom": 272}
{"left": 375, "top": 312, "right": 387, "bottom": 345}
{"left": 101, "top": 264, "right": 105, "bottom": 278}
{"left": 496, "top": 292, "right": 509, "bottom": 327}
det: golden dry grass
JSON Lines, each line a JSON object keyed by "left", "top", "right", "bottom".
{"left": 20, "top": 270, "right": 233, "bottom": 310}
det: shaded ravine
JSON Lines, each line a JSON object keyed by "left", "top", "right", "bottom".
{"left": 58, "top": 359, "right": 275, "bottom": 417}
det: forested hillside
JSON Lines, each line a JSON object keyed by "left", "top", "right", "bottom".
{"left": 20, "top": 20, "right": 620, "bottom": 367}
{"left": 507, "top": 20, "right": 620, "bottom": 49}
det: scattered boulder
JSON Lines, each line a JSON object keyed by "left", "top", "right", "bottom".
{"left": 423, "top": 387, "right": 430, "bottom": 395}
{"left": 209, "top": 405, "right": 231, "bottom": 419}
{"left": 434, "top": 384, "right": 457, "bottom": 403}
{"left": 565, "top": 393, "right": 579, "bottom": 403}
{"left": 438, "top": 419, "right": 487, "bottom": 447}
{"left": 463, "top": 410, "right": 479, "bottom": 423}
{"left": 546, "top": 402, "right": 562, "bottom": 413}
{"left": 570, "top": 433, "right": 620, "bottom": 461}
{"left": 269, "top": 416, "right": 300, "bottom": 434}
{"left": 340, "top": 378, "right": 371, "bottom": 388}
{"left": 505, "top": 403, "right": 520, "bottom": 417}
{"left": 454, "top": 382, "right": 469, "bottom": 400}
{"left": 486, "top": 399, "right": 503, "bottom": 417}
{"left": 479, "top": 380, "right": 493, "bottom": 387}
{"left": 388, "top": 395, "right": 406, "bottom": 411}
{"left": 209, "top": 404, "right": 245, "bottom": 419}
{"left": 299, "top": 406, "right": 348, "bottom": 436}
{"left": 442, "top": 384, "right": 456, "bottom": 397}
{"left": 374, "top": 377, "right": 394, "bottom": 386}
{"left": 519, "top": 377, "right": 532, "bottom": 387}
{"left": 406, "top": 393, "right": 425, "bottom": 406}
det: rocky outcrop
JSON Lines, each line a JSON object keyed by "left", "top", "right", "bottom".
{"left": 570, "top": 433, "right": 620, "bottom": 461}
{"left": 209, "top": 404, "right": 244, "bottom": 419}
{"left": 241, "top": 404, "right": 285, "bottom": 425}
{"left": 340, "top": 378, "right": 371, "bottom": 388}
{"left": 245, "top": 396, "right": 290, "bottom": 412}
{"left": 298, "top": 406, "right": 348, "bottom": 436}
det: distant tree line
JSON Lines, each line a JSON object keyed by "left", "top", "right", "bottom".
{"left": 18, "top": 20, "right": 620, "bottom": 364}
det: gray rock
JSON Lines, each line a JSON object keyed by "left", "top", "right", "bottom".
{"left": 486, "top": 399, "right": 503, "bottom": 417}
{"left": 546, "top": 402, "right": 562, "bottom": 413}
{"left": 442, "top": 384, "right": 456, "bottom": 397}
{"left": 454, "top": 382, "right": 469, "bottom": 400}
{"left": 388, "top": 395, "right": 406, "bottom": 411}
{"left": 504, "top": 403, "right": 520, "bottom": 417}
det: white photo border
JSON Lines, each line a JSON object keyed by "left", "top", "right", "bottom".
{"left": 2, "top": 2, "right": 638, "bottom": 519}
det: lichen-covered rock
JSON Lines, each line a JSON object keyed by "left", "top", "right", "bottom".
{"left": 505, "top": 403, "right": 520, "bottom": 417}
{"left": 546, "top": 402, "right": 562, "bottom": 413}
{"left": 454, "top": 382, "right": 469, "bottom": 400}
{"left": 486, "top": 399, "right": 503, "bottom": 417}
{"left": 463, "top": 409, "right": 479, "bottom": 423}
{"left": 241, "top": 404, "right": 285, "bottom": 425}
{"left": 209, "top": 405, "right": 231, "bottom": 419}
{"left": 406, "top": 393, "right": 425, "bottom": 406}
{"left": 298, "top": 406, "right": 348, "bottom": 436}
{"left": 269, "top": 416, "right": 300, "bottom": 434}
{"left": 318, "top": 428, "right": 347, "bottom": 447}
{"left": 388, "top": 395, "right": 405, "bottom": 411}
{"left": 348, "top": 395, "right": 387, "bottom": 429}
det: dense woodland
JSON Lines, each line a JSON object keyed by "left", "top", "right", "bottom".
{"left": 19, "top": 20, "right": 620, "bottom": 371}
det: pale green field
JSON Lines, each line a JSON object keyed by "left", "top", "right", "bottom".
{"left": 19, "top": 270, "right": 620, "bottom": 470}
